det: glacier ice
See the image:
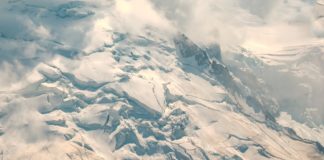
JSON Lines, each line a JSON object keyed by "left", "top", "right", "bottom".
{"left": 0, "top": 0, "right": 323, "bottom": 160}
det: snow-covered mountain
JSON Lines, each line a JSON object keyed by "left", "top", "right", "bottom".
{"left": 0, "top": 0, "right": 323, "bottom": 159}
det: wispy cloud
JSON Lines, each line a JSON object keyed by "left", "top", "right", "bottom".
{"left": 150, "top": 0, "right": 323, "bottom": 52}
{"left": 0, "top": 0, "right": 323, "bottom": 90}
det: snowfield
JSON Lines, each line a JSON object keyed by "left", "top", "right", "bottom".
{"left": 0, "top": 0, "right": 324, "bottom": 160}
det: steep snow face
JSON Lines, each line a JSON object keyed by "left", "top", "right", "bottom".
{"left": 0, "top": 0, "right": 324, "bottom": 160}
{"left": 245, "top": 45, "right": 324, "bottom": 126}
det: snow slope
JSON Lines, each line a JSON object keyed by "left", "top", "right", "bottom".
{"left": 0, "top": 0, "right": 323, "bottom": 160}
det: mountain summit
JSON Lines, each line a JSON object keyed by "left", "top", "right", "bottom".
{"left": 0, "top": 0, "right": 323, "bottom": 159}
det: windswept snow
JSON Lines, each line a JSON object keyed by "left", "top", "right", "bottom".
{"left": 0, "top": 0, "right": 324, "bottom": 160}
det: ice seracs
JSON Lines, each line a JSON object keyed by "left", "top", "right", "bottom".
{"left": 0, "top": 0, "right": 323, "bottom": 160}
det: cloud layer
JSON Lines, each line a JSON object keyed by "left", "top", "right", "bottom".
{"left": 0, "top": 0, "right": 323, "bottom": 90}
{"left": 150, "top": 0, "right": 324, "bottom": 51}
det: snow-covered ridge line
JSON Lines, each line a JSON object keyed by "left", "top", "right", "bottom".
{"left": 1, "top": 30, "right": 323, "bottom": 159}
{"left": 0, "top": 0, "right": 323, "bottom": 159}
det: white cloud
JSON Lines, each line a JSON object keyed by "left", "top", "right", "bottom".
{"left": 150, "top": 0, "right": 324, "bottom": 52}
{"left": 1, "top": 0, "right": 323, "bottom": 91}
{"left": 112, "top": 0, "right": 175, "bottom": 35}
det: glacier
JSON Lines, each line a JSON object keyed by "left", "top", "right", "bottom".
{"left": 0, "top": 0, "right": 324, "bottom": 160}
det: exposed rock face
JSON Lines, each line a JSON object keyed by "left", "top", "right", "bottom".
{"left": 0, "top": 1, "right": 323, "bottom": 159}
